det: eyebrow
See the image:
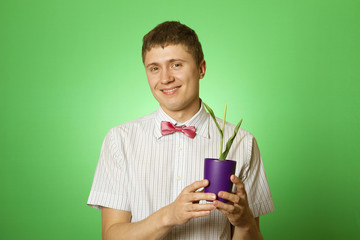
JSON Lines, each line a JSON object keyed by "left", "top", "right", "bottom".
{"left": 145, "top": 58, "right": 186, "bottom": 68}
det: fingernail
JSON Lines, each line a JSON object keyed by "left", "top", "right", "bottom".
{"left": 212, "top": 194, "right": 216, "bottom": 200}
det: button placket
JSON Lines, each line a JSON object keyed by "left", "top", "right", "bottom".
{"left": 173, "top": 133, "right": 185, "bottom": 200}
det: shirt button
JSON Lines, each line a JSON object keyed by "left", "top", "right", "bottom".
{"left": 176, "top": 176, "right": 182, "bottom": 181}
{"left": 178, "top": 147, "right": 182, "bottom": 151}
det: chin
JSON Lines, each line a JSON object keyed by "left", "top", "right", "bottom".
{"left": 162, "top": 104, "right": 182, "bottom": 112}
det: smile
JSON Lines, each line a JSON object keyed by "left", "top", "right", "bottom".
{"left": 161, "top": 86, "right": 180, "bottom": 95}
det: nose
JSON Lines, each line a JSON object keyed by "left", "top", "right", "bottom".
{"left": 160, "top": 68, "right": 175, "bottom": 84}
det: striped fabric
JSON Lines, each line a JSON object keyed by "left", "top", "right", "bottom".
{"left": 87, "top": 103, "right": 275, "bottom": 239}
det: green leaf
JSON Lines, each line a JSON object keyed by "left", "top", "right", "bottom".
{"left": 220, "top": 102, "right": 227, "bottom": 155}
{"left": 219, "top": 118, "right": 243, "bottom": 160}
{"left": 203, "top": 102, "right": 222, "bottom": 136}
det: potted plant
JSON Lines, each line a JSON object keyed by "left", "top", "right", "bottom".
{"left": 203, "top": 102, "right": 243, "bottom": 202}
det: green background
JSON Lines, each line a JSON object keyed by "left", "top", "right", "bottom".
{"left": 1, "top": 0, "right": 359, "bottom": 239}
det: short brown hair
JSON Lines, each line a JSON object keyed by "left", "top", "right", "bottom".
{"left": 142, "top": 21, "right": 204, "bottom": 66}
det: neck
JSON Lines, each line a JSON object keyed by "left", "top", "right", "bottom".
{"left": 161, "top": 99, "right": 201, "bottom": 123}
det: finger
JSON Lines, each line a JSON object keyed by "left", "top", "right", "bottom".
{"left": 218, "top": 191, "right": 240, "bottom": 204}
{"left": 231, "top": 175, "right": 246, "bottom": 198}
{"left": 231, "top": 175, "right": 244, "bottom": 190}
{"left": 189, "top": 192, "right": 217, "bottom": 202}
{"left": 213, "top": 200, "right": 240, "bottom": 214}
{"left": 185, "top": 203, "right": 216, "bottom": 212}
{"left": 179, "top": 191, "right": 216, "bottom": 203}
{"left": 189, "top": 210, "right": 211, "bottom": 219}
{"left": 183, "top": 179, "right": 209, "bottom": 193}
{"left": 216, "top": 206, "right": 231, "bottom": 216}
{"left": 192, "top": 189, "right": 205, "bottom": 204}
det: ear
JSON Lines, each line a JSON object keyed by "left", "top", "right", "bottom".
{"left": 199, "top": 60, "right": 206, "bottom": 79}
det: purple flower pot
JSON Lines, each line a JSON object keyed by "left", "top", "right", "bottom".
{"left": 204, "top": 158, "right": 237, "bottom": 203}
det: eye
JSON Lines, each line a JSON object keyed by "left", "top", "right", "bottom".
{"left": 151, "top": 66, "right": 159, "bottom": 72}
{"left": 172, "top": 63, "right": 182, "bottom": 68}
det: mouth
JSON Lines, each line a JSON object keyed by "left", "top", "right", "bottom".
{"left": 161, "top": 86, "right": 181, "bottom": 95}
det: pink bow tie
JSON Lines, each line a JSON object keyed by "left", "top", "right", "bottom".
{"left": 161, "top": 121, "right": 196, "bottom": 139}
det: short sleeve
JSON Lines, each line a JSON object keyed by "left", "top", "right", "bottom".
{"left": 242, "top": 136, "right": 275, "bottom": 218}
{"left": 87, "top": 128, "right": 130, "bottom": 211}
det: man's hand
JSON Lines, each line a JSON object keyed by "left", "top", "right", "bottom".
{"left": 164, "top": 179, "right": 217, "bottom": 226}
{"left": 213, "top": 175, "right": 256, "bottom": 230}
{"left": 101, "top": 180, "right": 216, "bottom": 240}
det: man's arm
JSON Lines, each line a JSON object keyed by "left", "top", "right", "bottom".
{"left": 214, "top": 175, "right": 264, "bottom": 240}
{"left": 231, "top": 217, "right": 263, "bottom": 240}
{"left": 102, "top": 180, "right": 217, "bottom": 240}
{"left": 102, "top": 207, "right": 172, "bottom": 240}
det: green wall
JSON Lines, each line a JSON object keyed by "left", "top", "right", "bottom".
{"left": 1, "top": 0, "right": 359, "bottom": 239}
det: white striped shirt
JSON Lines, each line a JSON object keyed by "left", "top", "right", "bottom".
{"left": 87, "top": 103, "right": 275, "bottom": 239}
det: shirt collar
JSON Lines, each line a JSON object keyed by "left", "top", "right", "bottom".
{"left": 153, "top": 101, "right": 210, "bottom": 140}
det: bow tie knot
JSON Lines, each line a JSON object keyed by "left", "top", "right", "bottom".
{"left": 161, "top": 121, "right": 196, "bottom": 139}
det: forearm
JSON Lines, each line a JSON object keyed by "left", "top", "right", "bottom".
{"left": 232, "top": 224, "right": 263, "bottom": 240}
{"left": 104, "top": 207, "right": 172, "bottom": 240}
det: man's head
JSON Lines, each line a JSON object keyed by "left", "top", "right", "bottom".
{"left": 142, "top": 21, "right": 206, "bottom": 122}
{"left": 142, "top": 21, "right": 204, "bottom": 66}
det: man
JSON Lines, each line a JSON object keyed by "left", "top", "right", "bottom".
{"left": 88, "top": 21, "right": 275, "bottom": 239}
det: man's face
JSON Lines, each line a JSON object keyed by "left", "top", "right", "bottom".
{"left": 144, "top": 44, "right": 206, "bottom": 120}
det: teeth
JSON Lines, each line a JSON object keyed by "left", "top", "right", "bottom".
{"left": 163, "top": 87, "right": 178, "bottom": 93}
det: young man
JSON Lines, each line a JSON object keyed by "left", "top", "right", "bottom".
{"left": 87, "top": 21, "right": 274, "bottom": 239}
